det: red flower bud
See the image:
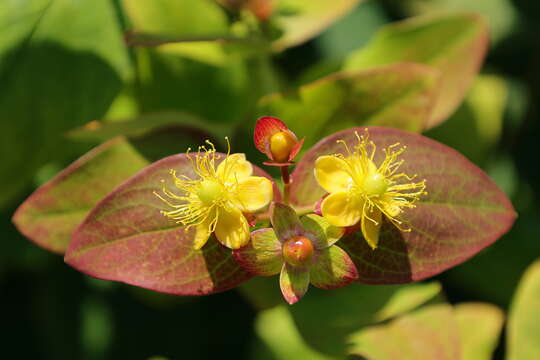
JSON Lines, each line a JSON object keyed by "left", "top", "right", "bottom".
{"left": 254, "top": 116, "right": 304, "bottom": 167}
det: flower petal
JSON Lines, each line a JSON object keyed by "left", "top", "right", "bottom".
{"left": 233, "top": 228, "right": 283, "bottom": 276}
{"left": 300, "top": 214, "right": 345, "bottom": 250}
{"left": 361, "top": 206, "right": 382, "bottom": 249}
{"left": 217, "top": 153, "right": 253, "bottom": 183}
{"left": 271, "top": 202, "right": 302, "bottom": 242}
{"left": 192, "top": 208, "right": 217, "bottom": 250}
{"left": 280, "top": 263, "right": 310, "bottom": 304}
{"left": 310, "top": 246, "right": 358, "bottom": 289}
{"left": 215, "top": 206, "right": 250, "bottom": 249}
{"left": 314, "top": 156, "right": 353, "bottom": 193}
{"left": 235, "top": 176, "right": 273, "bottom": 212}
{"left": 321, "top": 191, "right": 363, "bottom": 227}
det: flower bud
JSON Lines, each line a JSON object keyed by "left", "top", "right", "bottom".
{"left": 254, "top": 116, "right": 304, "bottom": 166}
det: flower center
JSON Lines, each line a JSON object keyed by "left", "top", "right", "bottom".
{"left": 362, "top": 172, "right": 388, "bottom": 196}
{"left": 282, "top": 236, "right": 314, "bottom": 266}
{"left": 270, "top": 131, "right": 296, "bottom": 162}
{"left": 197, "top": 179, "right": 223, "bottom": 205}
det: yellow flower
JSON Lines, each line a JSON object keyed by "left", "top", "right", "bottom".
{"left": 155, "top": 140, "right": 273, "bottom": 250}
{"left": 314, "top": 131, "right": 426, "bottom": 249}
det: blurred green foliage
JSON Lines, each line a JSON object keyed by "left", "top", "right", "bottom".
{"left": 2, "top": 0, "right": 540, "bottom": 359}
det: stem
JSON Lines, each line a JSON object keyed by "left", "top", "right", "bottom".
{"left": 281, "top": 166, "right": 291, "bottom": 205}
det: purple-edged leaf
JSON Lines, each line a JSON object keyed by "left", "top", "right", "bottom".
{"left": 508, "top": 260, "right": 540, "bottom": 360}
{"left": 64, "top": 153, "right": 280, "bottom": 295}
{"left": 455, "top": 303, "right": 504, "bottom": 360}
{"left": 348, "top": 304, "right": 460, "bottom": 359}
{"left": 12, "top": 138, "right": 149, "bottom": 253}
{"left": 290, "top": 126, "right": 516, "bottom": 283}
{"left": 280, "top": 263, "right": 310, "bottom": 305}
{"left": 271, "top": 202, "right": 302, "bottom": 241}
{"left": 234, "top": 228, "right": 283, "bottom": 276}
{"left": 257, "top": 63, "right": 439, "bottom": 147}
{"left": 310, "top": 246, "right": 358, "bottom": 289}
{"left": 344, "top": 13, "right": 489, "bottom": 129}
{"left": 300, "top": 214, "right": 344, "bottom": 249}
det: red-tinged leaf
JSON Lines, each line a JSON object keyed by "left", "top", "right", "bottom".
{"left": 290, "top": 127, "right": 516, "bottom": 283}
{"left": 12, "top": 138, "right": 149, "bottom": 253}
{"left": 344, "top": 13, "right": 489, "bottom": 129}
{"left": 300, "top": 214, "right": 344, "bottom": 249}
{"left": 310, "top": 246, "right": 358, "bottom": 289}
{"left": 254, "top": 116, "right": 289, "bottom": 155}
{"left": 257, "top": 63, "right": 439, "bottom": 148}
{"left": 348, "top": 304, "right": 460, "bottom": 359}
{"left": 271, "top": 202, "right": 302, "bottom": 241}
{"left": 280, "top": 263, "right": 310, "bottom": 305}
{"left": 65, "top": 153, "right": 280, "bottom": 295}
{"left": 234, "top": 228, "right": 283, "bottom": 276}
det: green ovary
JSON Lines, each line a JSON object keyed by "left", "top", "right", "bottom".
{"left": 362, "top": 172, "right": 388, "bottom": 196}
{"left": 197, "top": 180, "right": 223, "bottom": 205}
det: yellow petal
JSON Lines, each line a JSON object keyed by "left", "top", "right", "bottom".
{"left": 216, "top": 153, "right": 253, "bottom": 183}
{"left": 314, "top": 156, "right": 353, "bottom": 193}
{"left": 192, "top": 214, "right": 214, "bottom": 250}
{"left": 215, "top": 206, "right": 250, "bottom": 249}
{"left": 361, "top": 207, "right": 382, "bottom": 249}
{"left": 381, "top": 195, "right": 403, "bottom": 218}
{"left": 234, "top": 176, "right": 273, "bottom": 212}
{"left": 320, "top": 191, "right": 363, "bottom": 227}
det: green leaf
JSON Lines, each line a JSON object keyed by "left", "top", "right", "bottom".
{"left": 507, "top": 260, "right": 540, "bottom": 360}
{"left": 425, "top": 75, "right": 508, "bottom": 165}
{"left": 455, "top": 303, "right": 504, "bottom": 360}
{"left": 13, "top": 138, "right": 149, "bottom": 253}
{"left": 309, "top": 246, "right": 357, "bottom": 290}
{"left": 300, "top": 214, "right": 344, "bottom": 248}
{"left": 271, "top": 202, "right": 302, "bottom": 241}
{"left": 280, "top": 264, "right": 310, "bottom": 304}
{"left": 344, "top": 13, "right": 488, "bottom": 129}
{"left": 122, "top": 0, "right": 227, "bottom": 37}
{"left": 64, "top": 153, "right": 278, "bottom": 295}
{"left": 348, "top": 304, "right": 460, "bottom": 359}
{"left": 122, "top": 0, "right": 230, "bottom": 65}
{"left": 254, "top": 306, "right": 334, "bottom": 360}
{"left": 134, "top": 48, "right": 251, "bottom": 124}
{"left": 257, "top": 63, "right": 439, "bottom": 148}
{"left": 0, "top": 0, "right": 130, "bottom": 208}
{"left": 403, "top": 0, "right": 517, "bottom": 44}
{"left": 233, "top": 228, "right": 283, "bottom": 276}
{"left": 273, "top": 0, "right": 363, "bottom": 51}
{"left": 67, "top": 111, "right": 228, "bottom": 143}
{"left": 290, "top": 127, "right": 516, "bottom": 283}
{"left": 289, "top": 282, "right": 441, "bottom": 355}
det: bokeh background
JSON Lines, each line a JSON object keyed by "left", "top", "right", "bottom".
{"left": 2, "top": 0, "right": 540, "bottom": 359}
